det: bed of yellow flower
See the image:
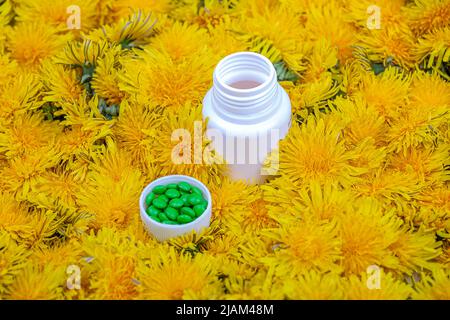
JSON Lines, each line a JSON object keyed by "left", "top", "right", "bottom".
{"left": 0, "top": 0, "right": 449, "bottom": 300}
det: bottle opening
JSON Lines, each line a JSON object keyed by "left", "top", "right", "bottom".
{"left": 229, "top": 80, "right": 262, "bottom": 89}
{"left": 213, "top": 52, "right": 275, "bottom": 94}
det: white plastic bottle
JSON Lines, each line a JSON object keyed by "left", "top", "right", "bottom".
{"left": 202, "top": 52, "right": 291, "bottom": 183}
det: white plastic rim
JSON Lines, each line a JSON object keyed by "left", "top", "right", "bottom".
{"left": 139, "top": 175, "right": 212, "bottom": 242}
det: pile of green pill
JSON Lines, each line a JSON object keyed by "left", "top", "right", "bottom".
{"left": 145, "top": 181, "right": 208, "bottom": 225}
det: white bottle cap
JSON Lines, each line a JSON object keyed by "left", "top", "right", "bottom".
{"left": 139, "top": 175, "right": 212, "bottom": 241}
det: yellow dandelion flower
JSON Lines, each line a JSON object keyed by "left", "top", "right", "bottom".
{"left": 415, "top": 186, "right": 450, "bottom": 233}
{"left": 15, "top": 0, "right": 99, "bottom": 31}
{"left": 354, "top": 168, "right": 422, "bottom": 211}
{"left": 0, "top": 74, "right": 42, "bottom": 122}
{"left": 168, "top": 221, "right": 223, "bottom": 256}
{"left": 91, "top": 46, "right": 128, "bottom": 105}
{"left": 136, "top": 247, "right": 223, "bottom": 299}
{"left": 112, "top": 100, "right": 161, "bottom": 173}
{"left": 0, "top": 112, "right": 61, "bottom": 158}
{"left": 88, "top": 255, "right": 139, "bottom": 299}
{"left": 358, "top": 28, "right": 416, "bottom": 68}
{"left": 34, "top": 167, "right": 81, "bottom": 209}
{"left": 0, "top": 231, "right": 30, "bottom": 297}
{"left": 206, "top": 19, "right": 248, "bottom": 58}
{"left": 278, "top": 117, "right": 366, "bottom": 186}
{"left": 8, "top": 264, "right": 65, "bottom": 300}
{"left": 385, "top": 72, "right": 449, "bottom": 151}
{"left": 238, "top": 4, "right": 306, "bottom": 72}
{"left": 262, "top": 175, "right": 304, "bottom": 222}
{"left": 305, "top": 3, "right": 357, "bottom": 62}
{"left": 388, "top": 228, "right": 442, "bottom": 274}
{"left": 339, "top": 199, "right": 401, "bottom": 275}
{"left": 0, "top": 193, "right": 34, "bottom": 242}
{"left": 295, "top": 181, "right": 355, "bottom": 221}
{"left": 152, "top": 103, "right": 225, "bottom": 182}
{"left": 388, "top": 145, "right": 449, "bottom": 186}
{"left": 78, "top": 143, "right": 144, "bottom": 230}
{"left": 412, "top": 267, "right": 450, "bottom": 299}
{"left": 31, "top": 240, "right": 83, "bottom": 269}
{"left": 193, "top": 0, "right": 242, "bottom": 28}
{"left": 7, "top": 22, "right": 71, "bottom": 69}
{"left": 409, "top": 71, "right": 450, "bottom": 118}
{"left": 415, "top": 26, "right": 450, "bottom": 74}
{"left": 283, "top": 271, "right": 344, "bottom": 300}
{"left": 301, "top": 38, "right": 339, "bottom": 82}
{"left": 405, "top": 0, "right": 450, "bottom": 36}
{"left": 285, "top": 73, "right": 340, "bottom": 113}
{"left": 105, "top": 0, "right": 172, "bottom": 21}
{"left": 1, "top": 146, "right": 61, "bottom": 199}
{"left": 0, "top": 54, "right": 18, "bottom": 89}
{"left": 40, "top": 60, "right": 83, "bottom": 103}
{"left": 348, "top": 138, "right": 387, "bottom": 172}
{"left": 208, "top": 178, "right": 256, "bottom": 233}
{"left": 335, "top": 97, "right": 387, "bottom": 146}
{"left": 344, "top": 271, "right": 413, "bottom": 300}
{"left": 262, "top": 219, "right": 342, "bottom": 276}
{"left": 357, "top": 68, "right": 410, "bottom": 120}
{"left": 120, "top": 49, "right": 214, "bottom": 108}
{"left": 150, "top": 21, "right": 210, "bottom": 62}
{"left": 240, "top": 188, "right": 278, "bottom": 234}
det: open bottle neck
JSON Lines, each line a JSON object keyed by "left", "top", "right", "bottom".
{"left": 211, "top": 52, "right": 280, "bottom": 125}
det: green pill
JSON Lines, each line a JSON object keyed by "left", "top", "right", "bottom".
{"left": 166, "top": 183, "right": 178, "bottom": 189}
{"left": 178, "top": 181, "right": 191, "bottom": 192}
{"left": 188, "top": 194, "right": 203, "bottom": 206}
{"left": 169, "top": 198, "right": 184, "bottom": 209}
{"left": 158, "top": 212, "right": 169, "bottom": 221}
{"left": 162, "top": 220, "right": 178, "bottom": 225}
{"left": 152, "top": 185, "right": 167, "bottom": 194}
{"left": 177, "top": 214, "right": 193, "bottom": 224}
{"left": 191, "top": 186, "right": 203, "bottom": 196}
{"left": 165, "top": 207, "right": 179, "bottom": 220}
{"left": 145, "top": 192, "right": 156, "bottom": 206}
{"left": 180, "top": 207, "right": 196, "bottom": 218}
{"left": 152, "top": 197, "right": 168, "bottom": 209}
{"left": 158, "top": 194, "right": 169, "bottom": 203}
{"left": 146, "top": 205, "right": 161, "bottom": 217}
{"left": 180, "top": 194, "right": 189, "bottom": 205}
{"left": 150, "top": 215, "right": 161, "bottom": 222}
{"left": 165, "top": 188, "right": 180, "bottom": 199}
{"left": 193, "top": 204, "right": 206, "bottom": 217}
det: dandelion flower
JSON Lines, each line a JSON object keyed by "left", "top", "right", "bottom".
{"left": 77, "top": 143, "right": 144, "bottom": 230}
{"left": 152, "top": 103, "right": 225, "bottom": 182}
{"left": 283, "top": 271, "right": 344, "bottom": 300}
{"left": 339, "top": 199, "right": 400, "bottom": 275}
{"left": 262, "top": 219, "right": 342, "bottom": 276}
{"left": 112, "top": 100, "right": 161, "bottom": 174}
{"left": 405, "top": 0, "right": 450, "bottom": 36}
{"left": 344, "top": 271, "right": 413, "bottom": 300}
{"left": 136, "top": 247, "right": 223, "bottom": 299}
{"left": 7, "top": 22, "right": 71, "bottom": 69}
{"left": 8, "top": 264, "right": 65, "bottom": 300}
{"left": 0, "top": 231, "right": 29, "bottom": 296}
{"left": 278, "top": 117, "right": 366, "bottom": 186}
{"left": 388, "top": 228, "right": 442, "bottom": 274}
{"left": 120, "top": 49, "right": 214, "bottom": 108}
{"left": 15, "top": 0, "right": 99, "bottom": 31}
{"left": 412, "top": 267, "right": 450, "bottom": 299}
